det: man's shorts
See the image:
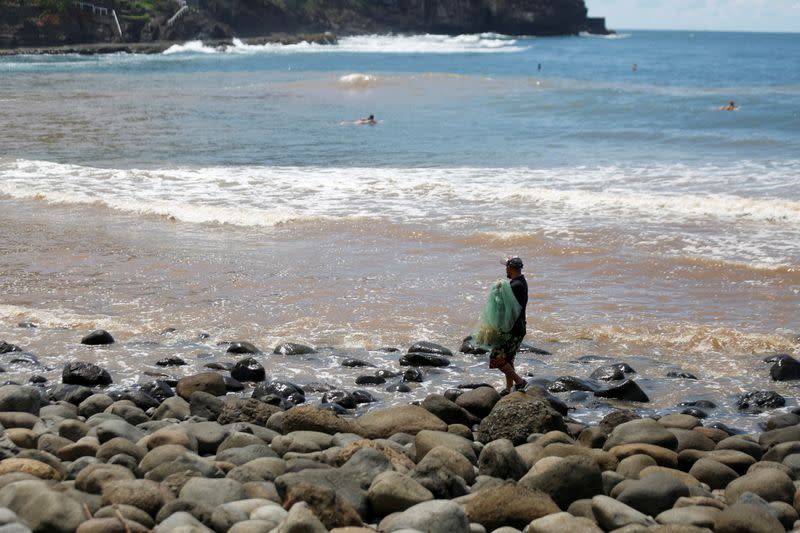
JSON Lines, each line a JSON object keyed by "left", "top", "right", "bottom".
{"left": 489, "top": 334, "right": 525, "bottom": 369}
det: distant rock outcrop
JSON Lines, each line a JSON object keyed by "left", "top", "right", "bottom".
{"left": 0, "top": 0, "right": 609, "bottom": 50}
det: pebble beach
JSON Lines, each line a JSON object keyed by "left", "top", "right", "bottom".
{"left": 0, "top": 331, "right": 800, "bottom": 531}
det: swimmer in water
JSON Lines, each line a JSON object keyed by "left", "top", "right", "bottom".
{"left": 354, "top": 114, "right": 377, "bottom": 125}
{"left": 719, "top": 101, "right": 738, "bottom": 111}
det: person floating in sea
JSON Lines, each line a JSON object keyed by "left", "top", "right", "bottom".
{"left": 474, "top": 256, "right": 529, "bottom": 396}
{"left": 719, "top": 101, "right": 739, "bottom": 111}
{"left": 537, "top": 63, "right": 542, "bottom": 71}
{"left": 632, "top": 63, "right": 638, "bottom": 73}
{"left": 354, "top": 114, "right": 377, "bottom": 125}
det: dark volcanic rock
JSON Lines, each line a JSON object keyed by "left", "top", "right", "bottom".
{"left": 407, "top": 341, "right": 453, "bottom": 356}
{"left": 321, "top": 390, "right": 357, "bottom": 409}
{"left": 140, "top": 380, "right": 175, "bottom": 403}
{"left": 666, "top": 371, "right": 698, "bottom": 379}
{"left": 770, "top": 356, "right": 800, "bottom": 381}
{"left": 341, "top": 358, "right": 374, "bottom": 367}
{"left": 0, "top": 341, "right": 22, "bottom": 354}
{"left": 355, "top": 375, "right": 386, "bottom": 386}
{"left": 80, "top": 329, "right": 115, "bottom": 345}
{"left": 252, "top": 380, "right": 305, "bottom": 407}
{"left": 460, "top": 335, "right": 488, "bottom": 355}
{"left": 351, "top": 390, "right": 377, "bottom": 404}
{"left": 62, "top": 361, "right": 112, "bottom": 386}
{"left": 595, "top": 379, "right": 649, "bottom": 402}
{"left": 518, "top": 342, "right": 552, "bottom": 355}
{"left": 737, "top": 390, "right": 785, "bottom": 412}
{"left": 403, "top": 368, "right": 424, "bottom": 382}
{"left": 230, "top": 357, "right": 266, "bottom": 382}
{"left": 590, "top": 363, "right": 635, "bottom": 381}
{"left": 47, "top": 383, "right": 95, "bottom": 405}
{"left": 399, "top": 353, "right": 450, "bottom": 367}
{"left": 548, "top": 376, "right": 602, "bottom": 393}
{"left": 478, "top": 400, "right": 567, "bottom": 445}
{"left": 226, "top": 341, "right": 260, "bottom": 354}
{"left": 274, "top": 342, "right": 315, "bottom": 355}
{"left": 156, "top": 356, "right": 187, "bottom": 367}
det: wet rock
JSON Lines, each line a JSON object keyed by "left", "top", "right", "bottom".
{"left": 0, "top": 342, "right": 22, "bottom": 354}
{"left": 765, "top": 413, "right": 800, "bottom": 431}
{"left": 273, "top": 343, "right": 315, "bottom": 355}
{"left": 770, "top": 356, "right": 800, "bottom": 381}
{"left": 548, "top": 376, "right": 602, "bottom": 393}
{"left": 590, "top": 363, "right": 635, "bottom": 381}
{"left": 681, "top": 408, "right": 708, "bottom": 418}
{"left": 227, "top": 341, "right": 261, "bottom": 354}
{"left": 519, "top": 342, "right": 552, "bottom": 355}
{"left": 399, "top": 353, "right": 450, "bottom": 367}
{"left": 321, "top": 390, "right": 357, "bottom": 409}
{"left": 205, "top": 362, "right": 233, "bottom": 370}
{"left": 385, "top": 382, "right": 411, "bottom": 393}
{"left": 459, "top": 335, "right": 488, "bottom": 355}
{"left": 595, "top": 379, "right": 649, "bottom": 402}
{"left": 139, "top": 380, "right": 174, "bottom": 403}
{"left": 351, "top": 389, "right": 376, "bottom": 404}
{"left": 112, "top": 389, "right": 161, "bottom": 411}
{"left": 478, "top": 399, "right": 567, "bottom": 445}
{"left": 80, "top": 330, "right": 115, "bottom": 345}
{"left": 467, "top": 483, "right": 559, "bottom": 531}
{"left": 520, "top": 455, "right": 603, "bottom": 509}
{"left": 599, "top": 410, "right": 641, "bottom": 433}
{"left": 355, "top": 375, "right": 386, "bottom": 385}
{"left": 667, "top": 371, "right": 698, "bottom": 379}
{"left": 176, "top": 372, "right": 226, "bottom": 400}
{"left": 231, "top": 357, "right": 266, "bottom": 382}
{"left": 252, "top": 380, "right": 305, "bottom": 407}
{"left": 341, "top": 358, "right": 373, "bottom": 367}
{"left": 62, "top": 362, "right": 112, "bottom": 386}
{"left": 403, "top": 368, "right": 424, "bottom": 382}
{"left": 737, "top": 390, "right": 785, "bottom": 412}
{"left": 455, "top": 386, "right": 499, "bottom": 419}
{"left": 156, "top": 356, "right": 187, "bottom": 367}
{"left": 407, "top": 341, "right": 453, "bottom": 356}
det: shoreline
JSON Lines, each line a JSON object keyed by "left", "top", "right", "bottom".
{"left": 0, "top": 33, "right": 338, "bottom": 56}
{"left": 0, "top": 335, "right": 798, "bottom": 531}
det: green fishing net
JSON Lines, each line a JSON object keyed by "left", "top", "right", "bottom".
{"left": 474, "top": 279, "right": 522, "bottom": 349}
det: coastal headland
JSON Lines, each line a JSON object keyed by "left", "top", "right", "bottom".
{"left": 0, "top": 0, "right": 610, "bottom": 54}
{"left": 0, "top": 334, "right": 798, "bottom": 531}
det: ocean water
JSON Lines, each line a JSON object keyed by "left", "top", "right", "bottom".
{"left": 1, "top": 31, "right": 799, "bottom": 429}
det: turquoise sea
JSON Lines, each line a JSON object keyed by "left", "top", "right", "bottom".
{"left": 1, "top": 30, "right": 799, "bottom": 428}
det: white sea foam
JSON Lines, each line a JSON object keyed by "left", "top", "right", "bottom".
{"left": 160, "top": 33, "right": 527, "bottom": 56}
{"left": 1, "top": 158, "right": 798, "bottom": 267}
{"left": 579, "top": 31, "right": 631, "bottom": 40}
{"left": 339, "top": 73, "right": 378, "bottom": 88}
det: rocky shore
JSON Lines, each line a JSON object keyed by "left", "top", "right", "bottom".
{"left": 0, "top": 331, "right": 799, "bottom": 532}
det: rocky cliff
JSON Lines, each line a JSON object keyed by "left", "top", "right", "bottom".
{"left": 1, "top": 0, "right": 607, "bottom": 50}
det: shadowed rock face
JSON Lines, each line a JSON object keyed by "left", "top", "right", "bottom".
{"left": 2, "top": 0, "right": 598, "bottom": 49}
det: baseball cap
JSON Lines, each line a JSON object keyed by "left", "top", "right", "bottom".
{"left": 503, "top": 256, "right": 524, "bottom": 269}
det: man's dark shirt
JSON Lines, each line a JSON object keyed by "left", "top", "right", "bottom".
{"left": 510, "top": 275, "right": 528, "bottom": 336}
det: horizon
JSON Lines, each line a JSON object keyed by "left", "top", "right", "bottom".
{"left": 585, "top": 0, "right": 800, "bottom": 34}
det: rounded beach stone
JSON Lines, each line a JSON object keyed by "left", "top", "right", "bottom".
{"left": 421, "top": 394, "right": 476, "bottom": 426}
{"left": 0, "top": 458, "right": 60, "bottom": 480}
{"left": 227, "top": 457, "right": 287, "bottom": 483}
{"left": 478, "top": 400, "right": 567, "bottom": 445}
{"left": 76, "top": 517, "right": 149, "bottom": 533}
{"left": 96, "top": 437, "right": 147, "bottom": 463}
{"left": 416, "top": 445, "right": 475, "bottom": 485}
{"left": 59, "top": 418, "right": 90, "bottom": 441}
{"left": 231, "top": 357, "right": 266, "bottom": 382}
{"left": 227, "top": 519, "right": 277, "bottom": 533}
{"left": 80, "top": 330, "right": 115, "bottom": 345}
{"left": 638, "top": 466, "right": 704, "bottom": 489}
{"left": 714, "top": 502, "right": 785, "bottom": 533}
{"left": 377, "top": 499, "right": 468, "bottom": 533}
{"left": 58, "top": 439, "right": 100, "bottom": 461}
{"left": 0, "top": 412, "right": 39, "bottom": 430}
{"left": 617, "top": 454, "right": 658, "bottom": 479}
{"left": 591, "top": 495, "right": 656, "bottom": 530}
{"left": 527, "top": 512, "right": 603, "bottom": 533}
{"left": 478, "top": 438, "right": 528, "bottom": 481}
{"left": 368, "top": 470, "right": 434, "bottom": 516}
{"left": 176, "top": 372, "right": 226, "bottom": 400}
{"left": 724, "top": 467, "right": 795, "bottom": 504}
{"left": 270, "top": 430, "right": 334, "bottom": 456}
{"left": 101, "top": 479, "right": 166, "bottom": 517}
{"left": 105, "top": 402, "right": 147, "bottom": 425}
{"left": 37, "top": 433, "right": 72, "bottom": 456}
{"left": 75, "top": 463, "right": 137, "bottom": 494}
{"left": 154, "top": 510, "right": 215, "bottom": 532}
{"left": 656, "top": 505, "right": 721, "bottom": 528}
{"left": 609, "top": 443, "right": 679, "bottom": 468}
{"left": 146, "top": 426, "right": 198, "bottom": 451}
{"left": 179, "top": 477, "right": 247, "bottom": 507}
{"left": 715, "top": 436, "right": 764, "bottom": 459}
{"left": 79, "top": 394, "right": 114, "bottom": 418}
{"left": 94, "top": 504, "right": 155, "bottom": 528}
{"left": 0, "top": 386, "right": 42, "bottom": 415}
{"left": 0, "top": 480, "right": 86, "bottom": 533}
{"left": 603, "top": 418, "right": 679, "bottom": 451}
{"left": 519, "top": 455, "right": 603, "bottom": 509}
{"left": 616, "top": 473, "right": 690, "bottom": 517}
{"left": 599, "top": 410, "right": 641, "bottom": 433}
{"left": 62, "top": 361, "right": 112, "bottom": 386}
{"left": 668, "top": 428, "right": 716, "bottom": 452}
{"left": 688, "top": 458, "right": 739, "bottom": 490}
{"left": 356, "top": 405, "right": 447, "bottom": 439}
{"left": 454, "top": 386, "right": 500, "bottom": 418}
{"left": 539, "top": 443, "right": 619, "bottom": 471}
{"left": 415, "top": 430, "right": 476, "bottom": 464}
{"left": 4, "top": 429, "right": 36, "bottom": 449}
{"left": 466, "top": 482, "right": 559, "bottom": 531}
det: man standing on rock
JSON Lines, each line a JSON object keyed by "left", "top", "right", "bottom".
{"left": 490, "top": 256, "right": 528, "bottom": 395}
